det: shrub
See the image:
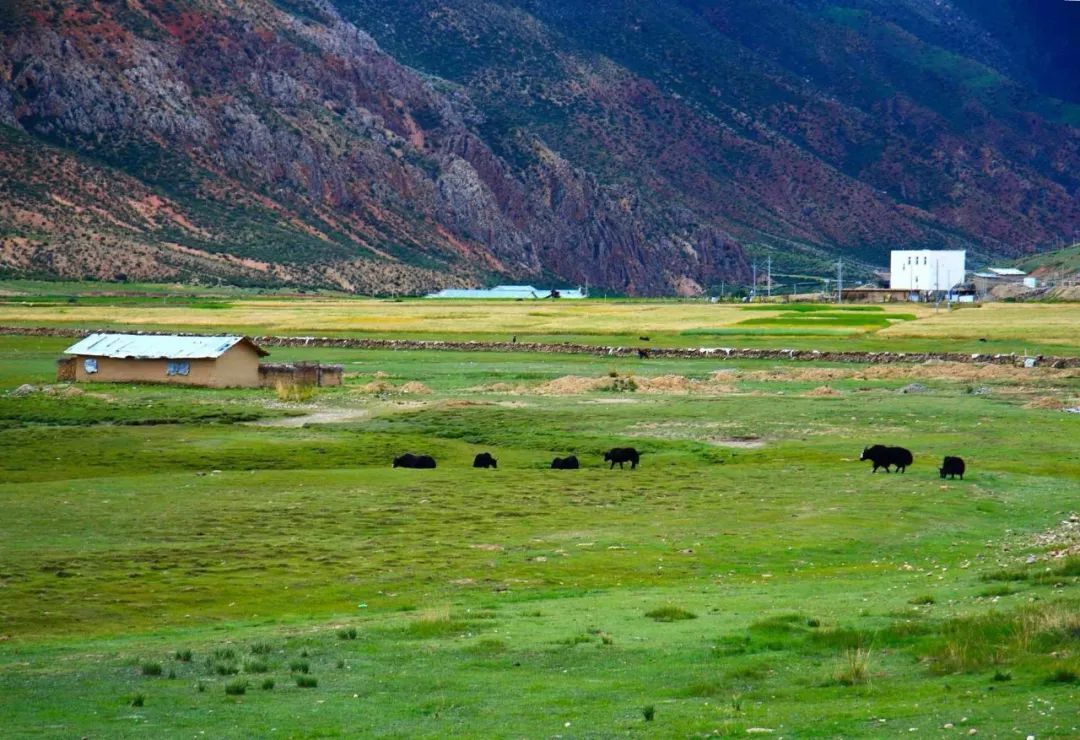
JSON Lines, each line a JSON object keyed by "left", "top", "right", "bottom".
{"left": 275, "top": 380, "right": 316, "bottom": 403}
{"left": 1046, "top": 668, "right": 1078, "bottom": 684}
{"left": 289, "top": 660, "right": 310, "bottom": 674}
{"left": 296, "top": 675, "right": 318, "bottom": 688}
{"left": 645, "top": 606, "right": 697, "bottom": 622}
{"left": 174, "top": 649, "right": 193, "bottom": 662}
{"left": 992, "top": 670, "right": 1012, "bottom": 682}
{"left": 835, "top": 648, "right": 872, "bottom": 686}
{"left": 141, "top": 662, "right": 163, "bottom": 677}
{"left": 337, "top": 627, "right": 357, "bottom": 640}
{"left": 224, "top": 679, "right": 248, "bottom": 696}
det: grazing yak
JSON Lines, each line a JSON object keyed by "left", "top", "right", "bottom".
{"left": 392, "top": 453, "right": 436, "bottom": 469}
{"left": 551, "top": 455, "right": 580, "bottom": 470}
{"left": 860, "top": 445, "right": 913, "bottom": 473}
{"left": 939, "top": 456, "right": 966, "bottom": 479}
{"left": 473, "top": 452, "right": 498, "bottom": 469}
{"left": 604, "top": 447, "right": 640, "bottom": 470}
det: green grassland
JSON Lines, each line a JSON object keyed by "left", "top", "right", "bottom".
{"left": 0, "top": 304, "right": 1078, "bottom": 737}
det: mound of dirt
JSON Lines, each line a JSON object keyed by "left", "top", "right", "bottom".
{"left": 399, "top": 381, "right": 432, "bottom": 394}
{"left": 803, "top": 385, "right": 840, "bottom": 397}
{"left": 535, "top": 375, "right": 613, "bottom": 395}
{"left": 1025, "top": 396, "right": 1067, "bottom": 409}
{"left": 355, "top": 380, "right": 396, "bottom": 394}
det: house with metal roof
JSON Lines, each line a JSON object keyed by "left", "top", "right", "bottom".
{"left": 60, "top": 333, "right": 269, "bottom": 388}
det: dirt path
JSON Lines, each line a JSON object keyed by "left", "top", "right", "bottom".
{"left": 248, "top": 408, "right": 370, "bottom": 427}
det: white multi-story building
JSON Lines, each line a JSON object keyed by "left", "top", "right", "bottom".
{"left": 889, "top": 250, "right": 966, "bottom": 292}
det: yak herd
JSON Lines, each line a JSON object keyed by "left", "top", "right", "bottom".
{"left": 395, "top": 445, "right": 966, "bottom": 479}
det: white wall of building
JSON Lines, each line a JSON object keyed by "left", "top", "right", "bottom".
{"left": 890, "top": 250, "right": 966, "bottom": 291}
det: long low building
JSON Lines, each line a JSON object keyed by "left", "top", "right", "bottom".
{"left": 426, "top": 285, "right": 586, "bottom": 299}
{"left": 60, "top": 333, "right": 269, "bottom": 388}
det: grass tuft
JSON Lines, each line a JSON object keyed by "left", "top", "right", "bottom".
{"left": 644, "top": 606, "right": 697, "bottom": 622}
{"left": 295, "top": 675, "right": 318, "bottom": 688}
{"left": 337, "top": 626, "right": 358, "bottom": 640}
{"left": 289, "top": 660, "right": 310, "bottom": 674}
{"left": 130, "top": 693, "right": 145, "bottom": 707}
{"left": 641, "top": 705, "right": 655, "bottom": 722}
{"left": 835, "top": 648, "right": 873, "bottom": 686}
{"left": 174, "top": 649, "right": 192, "bottom": 662}
{"left": 243, "top": 660, "right": 269, "bottom": 674}
{"left": 249, "top": 642, "right": 273, "bottom": 655}
{"left": 140, "top": 662, "right": 163, "bottom": 677}
{"left": 224, "top": 679, "right": 247, "bottom": 696}
{"left": 909, "top": 594, "right": 936, "bottom": 605}
{"left": 261, "top": 678, "right": 275, "bottom": 690}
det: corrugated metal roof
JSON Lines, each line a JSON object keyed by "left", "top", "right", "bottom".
{"left": 426, "top": 285, "right": 587, "bottom": 299}
{"left": 64, "top": 333, "right": 268, "bottom": 359}
{"left": 987, "top": 268, "right": 1026, "bottom": 276}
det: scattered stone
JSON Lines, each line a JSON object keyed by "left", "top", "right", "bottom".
{"left": 899, "top": 383, "right": 928, "bottom": 394}
{"left": 9, "top": 384, "right": 37, "bottom": 397}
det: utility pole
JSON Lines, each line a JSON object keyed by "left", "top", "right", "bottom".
{"left": 751, "top": 261, "right": 757, "bottom": 301}
{"left": 766, "top": 256, "right": 772, "bottom": 299}
{"left": 836, "top": 259, "right": 843, "bottom": 303}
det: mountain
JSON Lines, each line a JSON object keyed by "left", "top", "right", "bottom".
{"left": 0, "top": 0, "right": 1077, "bottom": 295}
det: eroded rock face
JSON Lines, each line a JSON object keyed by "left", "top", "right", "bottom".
{"left": 0, "top": 0, "right": 749, "bottom": 294}
{"left": 0, "top": 0, "right": 1076, "bottom": 294}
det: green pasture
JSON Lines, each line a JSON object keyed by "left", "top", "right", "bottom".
{"left": 0, "top": 328, "right": 1078, "bottom": 737}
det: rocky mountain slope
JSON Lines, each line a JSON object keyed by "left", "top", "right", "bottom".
{"left": 0, "top": 0, "right": 1076, "bottom": 294}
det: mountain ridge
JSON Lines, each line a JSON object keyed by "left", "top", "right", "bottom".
{"left": 0, "top": 0, "right": 1076, "bottom": 294}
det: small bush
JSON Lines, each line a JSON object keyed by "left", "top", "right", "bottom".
{"left": 1051, "top": 556, "right": 1080, "bottom": 578}
{"left": 243, "top": 660, "right": 269, "bottom": 674}
{"left": 141, "top": 662, "right": 163, "bottom": 677}
{"left": 910, "top": 594, "right": 936, "bottom": 605}
{"left": 130, "top": 693, "right": 145, "bottom": 707}
{"left": 642, "top": 705, "right": 655, "bottom": 722}
{"left": 645, "top": 606, "right": 697, "bottom": 622}
{"left": 337, "top": 627, "right": 357, "bottom": 640}
{"left": 249, "top": 642, "right": 273, "bottom": 655}
{"left": 289, "top": 660, "right": 310, "bottom": 674}
{"left": 1046, "top": 668, "right": 1078, "bottom": 684}
{"left": 224, "top": 679, "right": 248, "bottom": 696}
{"left": 212, "top": 648, "right": 236, "bottom": 661}
{"left": 806, "top": 618, "right": 821, "bottom": 628}
{"left": 992, "top": 670, "right": 1012, "bottom": 682}
{"left": 296, "top": 675, "right": 318, "bottom": 688}
{"left": 275, "top": 380, "right": 316, "bottom": 403}
{"left": 261, "top": 678, "right": 275, "bottom": 690}
{"left": 213, "top": 663, "right": 239, "bottom": 676}
{"left": 835, "top": 648, "right": 872, "bottom": 686}
{"left": 174, "top": 649, "right": 193, "bottom": 662}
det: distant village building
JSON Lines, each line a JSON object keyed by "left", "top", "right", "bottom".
{"left": 60, "top": 334, "right": 269, "bottom": 388}
{"left": 889, "top": 250, "right": 966, "bottom": 293}
{"left": 971, "top": 267, "right": 1029, "bottom": 296}
{"left": 426, "top": 285, "right": 586, "bottom": 299}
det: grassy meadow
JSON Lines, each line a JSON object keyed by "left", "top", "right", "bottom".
{"left": 0, "top": 298, "right": 1078, "bottom": 737}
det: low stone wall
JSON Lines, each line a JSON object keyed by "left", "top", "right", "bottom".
{"left": 258, "top": 362, "right": 343, "bottom": 388}
{"left": 7, "top": 326, "right": 1079, "bottom": 368}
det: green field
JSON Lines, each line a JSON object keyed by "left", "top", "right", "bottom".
{"left": 0, "top": 301, "right": 1078, "bottom": 737}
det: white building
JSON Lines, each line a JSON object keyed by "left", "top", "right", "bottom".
{"left": 889, "top": 250, "right": 966, "bottom": 292}
{"left": 426, "top": 285, "right": 586, "bottom": 299}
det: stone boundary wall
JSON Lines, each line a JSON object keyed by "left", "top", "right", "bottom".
{"left": 5, "top": 326, "right": 1079, "bottom": 368}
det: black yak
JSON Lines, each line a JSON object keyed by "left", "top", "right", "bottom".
{"left": 473, "top": 452, "right": 498, "bottom": 469}
{"left": 393, "top": 453, "right": 436, "bottom": 469}
{"left": 551, "top": 456, "right": 580, "bottom": 470}
{"left": 860, "top": 445, "right": 913, "bottom": 473}
{"left": 604, "top": 447, "right": 640, "bottom": 470}
{"left": 939, "top": 456, "right": 965, "bottom": 479}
